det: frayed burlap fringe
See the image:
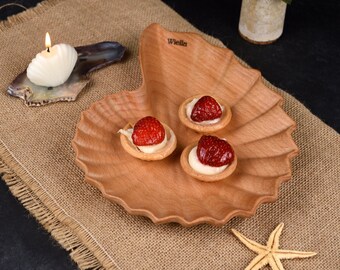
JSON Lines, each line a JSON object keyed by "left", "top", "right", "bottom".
{"left": 0, "top": 61, "right": 291, "bottom": 270}
{"left": 0, "top": 2, "right": 117, "bottom": 268}
{"left": 0, "top": 144, "right": 116, "bottom": 269}
{"left": 0, "top": 0, "right": 65, "bottom": 31}
{"left": 0, "top": 1, "right": 299, "bottom": 269}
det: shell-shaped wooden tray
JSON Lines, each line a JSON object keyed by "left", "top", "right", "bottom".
{"left": 72, "top": 24, "right": 298, "bottom": 226}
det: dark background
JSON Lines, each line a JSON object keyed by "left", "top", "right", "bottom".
{"left": 0, "top": 0, "right": 339, "bottom": 269}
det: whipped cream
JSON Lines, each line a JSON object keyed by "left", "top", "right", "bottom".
{"left": 118, "top": 128, "right": 167, "bottom": 154}
{"left": 188, "top": 146, "right": 228, "bottom": 175}
{"left": 186, "top": 98, "right": 224, "bottom": 124}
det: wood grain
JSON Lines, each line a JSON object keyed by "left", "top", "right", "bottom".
{"left": 72, "top": 24, "right": 298, "bottom": 226}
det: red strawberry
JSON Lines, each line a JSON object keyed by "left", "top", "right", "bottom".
{"left": 132, "top": 116, "right": 165, "bottom": 146}
{"left": 196, "top": 135, "right": 234, "bottom": 167}
{"left": 191, "top": 96, "right": 222, "bottom": 122}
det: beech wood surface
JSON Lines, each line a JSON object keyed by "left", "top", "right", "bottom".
{"left": 72, "top": 24, "right": 298, "bottom": 226}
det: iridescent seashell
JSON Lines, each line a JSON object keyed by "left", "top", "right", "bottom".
{"left": 8, "top": 41, "right": 126, "bottom": 106}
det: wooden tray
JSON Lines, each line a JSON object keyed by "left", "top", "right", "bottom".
{"left": 72, "top": 24, "right": 298, "bottom": 226}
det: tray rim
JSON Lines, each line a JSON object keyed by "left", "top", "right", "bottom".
{"left": 72, "top": 24, "right": 299, "bottom": 227}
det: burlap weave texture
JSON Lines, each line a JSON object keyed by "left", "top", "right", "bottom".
{"left": 0, "top": 0, "right": 339, "bottom": 269}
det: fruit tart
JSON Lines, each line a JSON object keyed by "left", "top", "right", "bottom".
{"left": 178, "top": 95, "right": 232, "bottom": 133}
{"left": 119, "top": 116, "right": 177, "bottom": 161}
{"left": 180, "top": 135, "right": 237, "bottom": 182}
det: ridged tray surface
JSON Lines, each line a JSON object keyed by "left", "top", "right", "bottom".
{"left": 72, "top": 24, "right": 298, "bottom": 226}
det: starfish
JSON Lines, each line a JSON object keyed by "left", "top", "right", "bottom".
{"left": 231, "top": 223, "right": 317, "bottom": 270}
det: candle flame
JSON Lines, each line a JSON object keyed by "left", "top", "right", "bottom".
{"left": 45, "top": 32, "right": 51, "bottom": 51}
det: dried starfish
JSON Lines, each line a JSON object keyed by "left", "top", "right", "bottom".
{"left": 231, "top": 223, "right": 317, "bottom": 270}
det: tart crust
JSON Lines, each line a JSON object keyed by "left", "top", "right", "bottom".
{"left": 120, "top": 122, "right": 177, "bottom": 161}
{"left": 178, "top": 94, "right": 232, "bottom": 133}
{"left": 180, "top": 142, "right": 237, "bottom": 182}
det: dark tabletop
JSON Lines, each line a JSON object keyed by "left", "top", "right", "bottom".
{"left": 0, "top": 0, "right": 339, "bottom": 269}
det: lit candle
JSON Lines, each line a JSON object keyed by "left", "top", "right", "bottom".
{"left": 27, "top": 32, "right": 78, "bottom": 87}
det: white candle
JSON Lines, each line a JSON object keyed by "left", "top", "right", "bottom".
{"left": 27, "top": 32, "right": 78, "bottom": 87}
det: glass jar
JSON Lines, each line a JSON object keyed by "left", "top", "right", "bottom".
{"left": 239, "top": 0, "right": 287, "bottom": 44}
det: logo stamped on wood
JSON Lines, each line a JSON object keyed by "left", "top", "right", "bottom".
{"left": 167, "top": 38, "right": 187, "bottom": 47}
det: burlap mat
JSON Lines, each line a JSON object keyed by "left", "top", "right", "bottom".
{"left": 0, "top": 0, "right": 339, "bottom": 269}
